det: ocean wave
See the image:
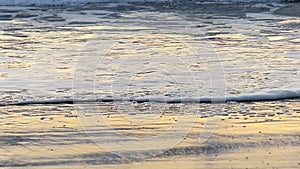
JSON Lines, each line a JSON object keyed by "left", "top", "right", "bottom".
{"left": 1, "top": 89, "right": 299, "bottom": 106}
{"left": 0, "top": 0, "right": 165, "bottom": 6}
{"left": 0, "top": 0, "right": 282, "bottom": 6}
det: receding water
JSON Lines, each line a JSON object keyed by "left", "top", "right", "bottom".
{"left": 0, "top": 1, "right": 299, "bottom": 168}
{"left": 0, "top": 2, "right": 299, "bottom": 103}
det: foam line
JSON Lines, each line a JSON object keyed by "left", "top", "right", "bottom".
{"left": 1, "top": 89, "right": 299, "bottom": 106}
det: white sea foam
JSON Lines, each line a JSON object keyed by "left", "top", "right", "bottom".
{"left": 128, "top": 89, "right": 300, "bottom": 103}
{"left": 225, "top": 89, "right": 300, "bottom": 102}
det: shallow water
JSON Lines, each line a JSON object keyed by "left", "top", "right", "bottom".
{"left": 0, "top": 1, "right": 299, "bottom": 168}
{"left": 0, "top": 2, "right": 299, "bottom": 103}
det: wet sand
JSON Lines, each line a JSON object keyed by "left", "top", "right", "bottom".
{"left": 0, "top": 100, "right": 299, "bottom": 168}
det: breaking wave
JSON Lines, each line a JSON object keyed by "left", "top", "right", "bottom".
{"left": 1, "top": 89, "right": 299, "bottom": 106}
